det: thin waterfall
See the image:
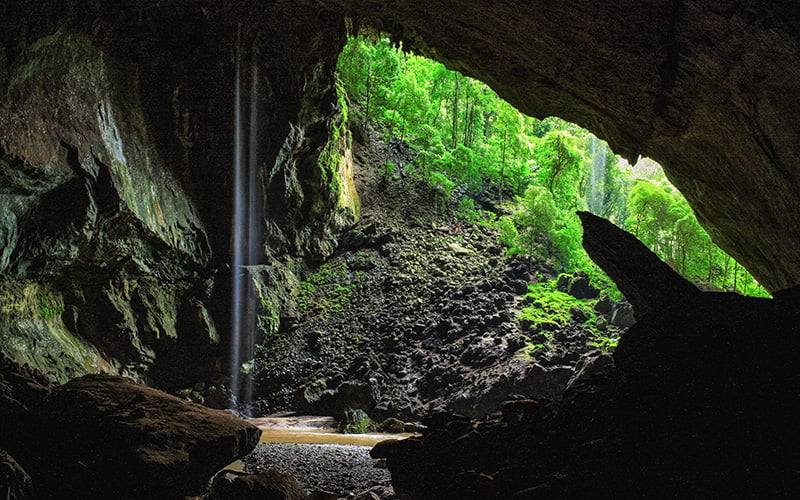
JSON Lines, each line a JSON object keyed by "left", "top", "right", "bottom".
{"left": 230, "top": 40, "right": 262, "bottom": 414}
{"left": 587, "top": 136, "right": 607, "bottom": 215}
{"left": 230, "top": 36, "right": 244, "bottom": 411}
{"left": 242, "top": 63, "right": 261, "bottom": 409}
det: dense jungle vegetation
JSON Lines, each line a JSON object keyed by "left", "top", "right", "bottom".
{"left": 336, "top": 36, "right": 768, "bottom": 298}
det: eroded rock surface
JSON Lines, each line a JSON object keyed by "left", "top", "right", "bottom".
{"left": 249, "top": 129, "right": 613, "bottom": 420}
{"left": 3, "top": 0, "right": 800, "bottom": 390}
{"left": 0, "top": 357, "right": 261, "bottom": 500}
{"left": 0, "top": 2, "right": 356, "bottom": 385}
{"left": 372, "top": 215, "right": 800, "bottom": 499}
{"left": 0, "top": 450, "right": 32, "bottom": 500}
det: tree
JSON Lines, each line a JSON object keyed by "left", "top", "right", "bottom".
{"left": 336, "top": 35, "right": 769, "bottom": 296}
{"left": 534, "top": 130, "right": 583, "bottom": 210}
{"left": 499, "top": 186, "right": 557, "bottom": 265}
{"left": 337, "top": 37, "right": 400, "bottom": 122}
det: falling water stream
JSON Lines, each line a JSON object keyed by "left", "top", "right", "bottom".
{"left": 587, "top": 136, "right": 607, "bottom": 215}
{"left": 230, "top": 39, "right": 263, "bottom": 414}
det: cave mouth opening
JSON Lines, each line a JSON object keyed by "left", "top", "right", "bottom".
{"left": 334, "top": 34, "right": 768, "bottom": 298}
{"left": 234, "top": 33, "right": 768, "bottom": 420}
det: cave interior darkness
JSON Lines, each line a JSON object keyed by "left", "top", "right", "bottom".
{"left": 1, "top": 1, "right": 800, "bottom": 498}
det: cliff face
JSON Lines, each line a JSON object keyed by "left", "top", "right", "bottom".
{"left": 2, "top": 1, "right": 800, "bottom": 384}
{"left": 0, "top": 3, "right": 356, "bottom": 385}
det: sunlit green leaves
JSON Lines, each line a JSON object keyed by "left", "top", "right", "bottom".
{"left": 336, "top": 35, "right": 769, "bottom": 297}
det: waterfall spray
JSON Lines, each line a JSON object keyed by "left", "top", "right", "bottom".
{"left": 587, "top": 136, "right": 607, "bottom": 215}
{"left": 230, "top": 32, "right": 244, "bottom": 411}
{"left": 230, "top": 36, "right": 262, "bottom": 414}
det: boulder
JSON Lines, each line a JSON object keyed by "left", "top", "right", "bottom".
{"left": 377, "top": 418, "right": 407, "bottom": 434}
{"left": 309, "top": 381, "right": 378, "bottom": 419}
{"left": 447, "top": 242, "right": 472, "bottom": 255}
{"left": 308, "top": 491, "right": 338, "bottom": 500}
{"left": 593, "top": 298, "right": 612, "bottom": 315}
{"left": 41, "top": 374, "right": 261, "bottom": 499}
{"left": 206, "top": 470, "right": 307, "bottom": 500}
{"left": 338, "top": 408, "right": 374, "bottom": 434}
{"left": 578, "top": 212, "right": 700, "bottom": 319}
{"left": 556, "top": 272, "right": 599, "bottom": 299}
{"left": 609, "top": 303, "right": 635, "bottom": 328}
{"left": 0, "top": 450, "right": 32, "bottom": 500}
{"left": 565, "top": 351, "right": 614, "bottom": 391}
{"left": 0, "top": 354, "right": 52, "bottom": 475}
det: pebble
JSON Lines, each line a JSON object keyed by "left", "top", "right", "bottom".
{"left": 241, "top": 443, "right": 392, "bottom": 496}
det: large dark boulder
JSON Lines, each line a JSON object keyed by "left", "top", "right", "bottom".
{"left": 0, "top": 450, "right": 32, "bottom": 500}
{"left": 39, "top": 374, "right": 261, "bottom": 499}
{"left": 556, "top": 271, "right": 599, "bottom": 300}
{"left": 206, "top": 470, "right": 307, "bottom": 500}
{"left": 0, "top": 354, "right": 52, "bottom": 471}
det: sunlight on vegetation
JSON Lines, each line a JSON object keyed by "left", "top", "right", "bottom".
{"left": 297, "top": 261, "right": 355, "bottom": 315}
{"left": 337, "top": 35, "right": 769, "bottom": 299}
{"left": 519, "top": 278, "right": 619, "bottom": 354}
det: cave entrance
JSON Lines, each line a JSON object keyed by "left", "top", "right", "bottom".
{"left": 233, "top": 35, "right": 767, "bottom": 421}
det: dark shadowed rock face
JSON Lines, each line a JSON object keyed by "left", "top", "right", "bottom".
{"left": 207, "top": 470, "right": 307, "bottom": 500}
{"left": 0, "top": 2, "right": 356, "bottom": 385}
{"left": 39, "top": 374, "right": 262, "bottom": 499}
{"left": 0, "top": 450, "right": 32, "bottom": 500}
{"left": 372, "top": 216, "right": 800, "bottom": 499}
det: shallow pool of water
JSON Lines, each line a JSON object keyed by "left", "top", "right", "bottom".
{"left": 257, "top": 427, "right": 408, "bottom": 446}
{"left": 224, "top": 418, "right": 414, "bottom": 473}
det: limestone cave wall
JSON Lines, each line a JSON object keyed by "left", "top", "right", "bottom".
{"left": 0, "top": 2, "right": 356, "bottom": 386}
{"left": 2, "top": 0, "right": 799, "bottom": 387}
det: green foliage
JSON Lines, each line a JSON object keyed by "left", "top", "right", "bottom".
{"left": 38, "top": 298, "right": 65, "bottom": 320}
{"left": 534, "top": 130, "right": 583, "bottom": 210}
{"left": 257, "top": 295, "right": 280, "bottom": 337}
{"left": 625, "top": 175, "right": 769, "bottom": 296}
{"left": 316, "top": 79, "right": 351, "bottom": 202}
{"left": 255, "top": 295, "right": 293, "bottom": 367}
{"left": 381, "top": 161, "right": 396, "bottom": 180}
{"left": 337, "top": 34, "right": 768, "bottom": 298}
{"left": 456, "top": 197, "right": 479, "bottom": 221}
{"left": 297, "top": 261, "right": 354, "bottom": 315}
{"left": 521, "top": 281, "right": 594, "bottom": 329}
{"left": 339, "top": 409, "right": 374, "bottom": 434}
{"left": 338, "top": 37, "right": 400, "bottom": 123}
{"left": 519, "top": 278, "right": 619, "bottom": 353}
{"left": 337, "top": 36, "right": 538, "bottom": 201}
{"left": 425, "top": 171, "right": 456, "bottom": 212}
{"left": 499, "top": 186, "right": 556, "bottom": 262}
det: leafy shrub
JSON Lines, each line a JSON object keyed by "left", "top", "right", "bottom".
{"left": 520, "top": 280, "right": 596, "bottom": 329}
{"left": 519, "top": 278, "right": 620, "bottom": 353}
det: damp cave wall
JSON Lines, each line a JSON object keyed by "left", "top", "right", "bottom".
{"left": 2, "top": 0, "right": 800, "bottom": 387}
{"left": 0, "top": 2, "right": 357, "bottom": 387}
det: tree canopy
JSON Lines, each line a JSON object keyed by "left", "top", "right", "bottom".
{"left": 336, "top": 35, "right": 768, "bottom": 298}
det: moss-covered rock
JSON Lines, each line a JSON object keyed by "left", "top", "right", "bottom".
{"left": 0, "top": 281, "right": 112, "bottom": 383}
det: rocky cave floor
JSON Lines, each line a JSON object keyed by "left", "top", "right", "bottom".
{"left": 241, "top": 442, "right": 392, "bottom": 497}
{"left": 248, "top": 126, "right": 631, "bottom": 427}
